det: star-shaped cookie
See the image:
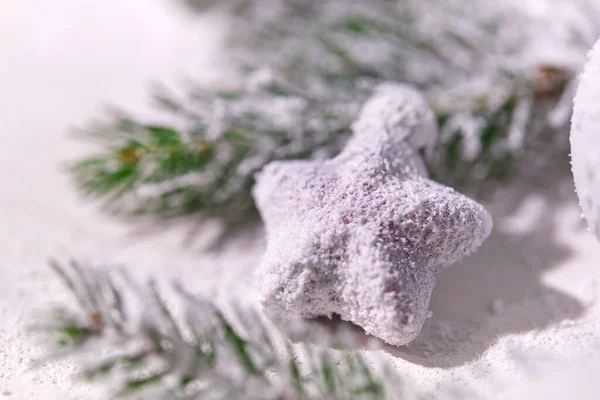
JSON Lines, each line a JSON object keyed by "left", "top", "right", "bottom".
{"left": 252, "top": 84, "right": 492, "bottom": 346}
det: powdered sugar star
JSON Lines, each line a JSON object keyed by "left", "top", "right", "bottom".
{"left": 253, "top": 84, "right": 493, "bottom": 346}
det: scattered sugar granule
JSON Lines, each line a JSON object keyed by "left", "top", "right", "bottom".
{"left": 571, "top": 37, "right": 600, "bottom": 241}
{"left": 252, "top": 83, "right": 493, "bottom": 346}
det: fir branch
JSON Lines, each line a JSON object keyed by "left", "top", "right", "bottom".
{"left": 69, "top": 0, "right": 598, "bottom": 219}
{"left": 34, "top": 260, "right": 408, "bottom": 399}
{"left": 71, "top": 79, "right": 350, "bottom": 220}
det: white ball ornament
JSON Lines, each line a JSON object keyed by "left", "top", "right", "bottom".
{"left": 571, "top": 38, "right": 600, "bottom": 240}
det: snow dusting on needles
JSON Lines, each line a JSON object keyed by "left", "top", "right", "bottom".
{"left": 252, "top": 84, "right": 492, "bottom": 346}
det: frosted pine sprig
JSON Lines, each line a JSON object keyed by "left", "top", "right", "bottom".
{"left": 33, "top": 260, "right": 408, "bottom": 399}
{"left": 69, "top": 0, "right": 600, "bottom": 220}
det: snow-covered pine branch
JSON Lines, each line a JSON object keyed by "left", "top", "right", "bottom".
{"left": 33, "top": 260, "right": 408, "bottom": 399}
{"left": 70, "top": 0, "right": 600, "bottom": 220}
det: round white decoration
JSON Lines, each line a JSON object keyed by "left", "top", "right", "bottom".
{"left": 572, "top": 37, "right": 600, "bottom": 241}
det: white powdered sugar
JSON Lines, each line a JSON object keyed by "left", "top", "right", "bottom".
{"left": 571, "top": 37, "right": 600, "bottom": 241}
{"left": 252, "top": 84, "right": 493, "bottom": 345}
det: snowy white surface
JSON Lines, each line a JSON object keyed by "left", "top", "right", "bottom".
{"left": 1, "top": 1, "right": 600, "bottom": 399}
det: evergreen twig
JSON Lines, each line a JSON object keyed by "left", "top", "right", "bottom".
{"left": 34, "top": 260, "right": 408, "bottom": 399}
{"left": 69, "top": 0, "right": 599, "bottom": 219}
